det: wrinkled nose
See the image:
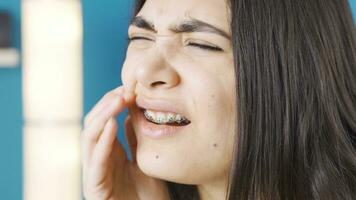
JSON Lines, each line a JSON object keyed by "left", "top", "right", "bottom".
{"left": 134, "top": 35, "right": 181, "bottom": 91}
{"left": 121, "top": 36, "right": 181, "bottom": 100}
{"left": 135, "top": 51, "right": 180, "bottom": 90}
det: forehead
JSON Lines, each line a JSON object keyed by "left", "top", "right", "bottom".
{"left": 137, "top": 0, "right": 230, "bottom": 33}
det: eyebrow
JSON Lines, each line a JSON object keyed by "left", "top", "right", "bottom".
{"left": 130, "top": 16, "right": 231, "bottom": 39}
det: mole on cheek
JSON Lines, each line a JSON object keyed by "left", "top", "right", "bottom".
{"left": 213, "top": 143, "right": 218, "bottom": 147}
{"left": 155, "top": 155, "right": 159, "bottom": 159}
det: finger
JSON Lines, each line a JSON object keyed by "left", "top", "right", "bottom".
{"left": 81, "top": 130, "right": 89, "bottom": 184}
{"left": 112, "top": 137, "right": 127, "bottom": 165}
{"left": 123, "top": 77, "right": 137, "bottom": 103}
{"left": 84, "top": 86, "right": 124, "bottom": 127}
{"left": 82, "top": 96, "right": 126, "bottom": 165}
{"left": 125, "top": 116, "right": 137, "bottom": 163}
{"left": 92, "top": 118, "right": 125, "bottom": 168}
{"left": 87, "top": 118, "right": 118, "bottom": 189}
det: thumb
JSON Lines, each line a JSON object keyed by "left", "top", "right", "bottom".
{"left": 125, "top": 115, "right": 137, "bottom": 163}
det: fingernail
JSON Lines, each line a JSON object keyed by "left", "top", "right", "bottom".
{"left": 111, "top": 96, "right": 123, "bottom": 107}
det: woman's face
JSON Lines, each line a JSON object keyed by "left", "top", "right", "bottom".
{"left": 122, "top": 0, "right": 236, "bottom": 185}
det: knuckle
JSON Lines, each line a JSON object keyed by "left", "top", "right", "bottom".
{"left": 104, "top": 90, "right": 116, "bottom": 99}
{"left": 113, "top": 86, "right": 124, "bottom": 93}
{"left": 101, "top": 93, "right": 119, "bottom": 106}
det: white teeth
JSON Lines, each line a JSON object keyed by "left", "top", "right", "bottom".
{"left": 145, "top": 110, "right": 155, "bottom": 118}
{"left": 174, "top": 114, "right": 183, "bottom": 122}
{"left": 156, "top": 112, "right": 166, "bottom": 124}
{"left": 143, "top": 109, "right": 188, "bottom": 124}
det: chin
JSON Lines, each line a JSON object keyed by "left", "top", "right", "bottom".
{"left": 135, "top": 147, "right": 206, "bottom": 185}
{"left": 135, "top": 147, "right": 180, "bottom": 181}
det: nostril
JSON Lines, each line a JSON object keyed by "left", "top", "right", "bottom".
{"left": 151, "top": 81, "right": 166, "bottom": 87}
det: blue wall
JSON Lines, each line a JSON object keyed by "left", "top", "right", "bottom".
{"left": 0, "top": 1, "right": 22, "bottom": 200}
{"left": 0, "top": 1, "right": 133, "bottom": 199}
{"left": 83, "top": 0, "right": 134, "bottom": 159}
{"left": 0, "top": 1, "right": 355, "bottom": 199}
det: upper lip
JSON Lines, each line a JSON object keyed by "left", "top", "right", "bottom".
{"left": 135, "top": 95, "right": 191, "bottom": 120}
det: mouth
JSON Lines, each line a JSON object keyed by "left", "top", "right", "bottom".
{"left": 139, "top": 108, "right": 191, "bottom": 126}
{"left": 135, "top": 95, "right": 192, "bottom": 130}
{"left": 134, "top": 95, "right": 192, "bottom": 139}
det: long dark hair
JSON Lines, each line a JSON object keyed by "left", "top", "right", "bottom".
{"left": 131, "top": 0, "right": 356, "bottom": 199}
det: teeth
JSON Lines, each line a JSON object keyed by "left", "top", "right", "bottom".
{"left": 143, "top": 109, "right": 188, "bottom": 124}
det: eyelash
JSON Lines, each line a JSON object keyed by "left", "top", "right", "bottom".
{"left": 128, "top": 36, "right": 151, "bottom": 41}
{"left": 187, "top": 42, "right": 223, "bottom": 51}
{"left": 127, "top": 36, "right": 223, "bottom": 52}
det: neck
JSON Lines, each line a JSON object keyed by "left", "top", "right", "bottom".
{"left": 197, "top": 176, "right": 229, "bottom": 200}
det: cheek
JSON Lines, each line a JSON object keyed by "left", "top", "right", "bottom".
{"left": 185, "top": 64, "right": 235, "bottom": 126}
{"left": 121, "top": 60, "right": 130, "bottom": 86}
{"left": 191, "top": 64, "right": 236, "bottom": 143}
{"left": 183, "top": 69, "right": 235, "bottom": 159}
{"left": 120, "top": 50, "right": 145, "bottom": 87}
{"left": 194, "top": 84, "right": 235, "bottom": 155}
{"left": 195, "top": 93, "right": 235, "bottom": 180}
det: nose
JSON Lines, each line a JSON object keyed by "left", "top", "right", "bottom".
{"left": 135, "top": 51, "right": 180, "bottom": 90}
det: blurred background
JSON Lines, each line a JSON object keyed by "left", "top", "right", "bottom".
{"left": 0, "top": 0, "right": 355, "bottom": 199}
{"left": 0, "top": 0, "right": 133, "bottom": 199}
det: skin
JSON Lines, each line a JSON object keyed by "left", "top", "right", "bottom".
{"left": 81, "top": 0, "right": 236, "bottom": 199}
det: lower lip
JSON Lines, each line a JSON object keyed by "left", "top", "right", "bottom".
{"left": 137, "top": 110, "right": 188, "bottom": 139}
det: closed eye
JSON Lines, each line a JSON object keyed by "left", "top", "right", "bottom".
{"left": 128, "top": 36, "right": 153, "bottom": 42}
{"left": 187, "top": 43, "right": 223, "bottom": 52}
{"left": 128, "top": 37, "right": 223, "bottom": 52}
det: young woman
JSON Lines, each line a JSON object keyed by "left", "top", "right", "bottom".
{"left": 81, "top": 0, "right": 356, "bottom": 199}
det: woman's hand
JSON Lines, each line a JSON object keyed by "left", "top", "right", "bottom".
{"left": 81, "top": 86, "right": 170, "bottom": 200}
